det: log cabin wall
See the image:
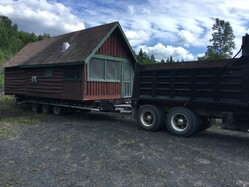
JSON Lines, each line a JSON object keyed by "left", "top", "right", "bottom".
{"left": 84, "top": 29, "right": 132, "bottom": 101}
{"left": 26, "top": 67, "right": 63, "bottom": 99}
{"left": 25, "top": 65, "right": 83, "bottom": 100}
{"left": 61, "top": 65, "right": 83, "bottom": 100}
{"left": 4, "top": 67, "right": 26, "bottom": 95}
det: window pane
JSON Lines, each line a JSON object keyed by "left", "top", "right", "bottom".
{"left": 106, "top": 60, "right": 119, "bottom": 80}
{"left": 89, "top": 58, "right": 104, "bottom": 79}
{"left": 64, "top": 66, "right": 81, "bottom": 80}
{"left": 44, "top": 68, "right": 53, "bottom": 77}
{"left": 124, "top": 63, "right": 132, "bottom": 81}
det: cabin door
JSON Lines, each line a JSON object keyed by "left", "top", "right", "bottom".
{"left": 122, "top": 62, "right": 132, "bottom": 97}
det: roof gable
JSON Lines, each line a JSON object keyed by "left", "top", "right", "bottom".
{"left": 3, "top": 22, "right": 137, "bottom": 68}
{"left": 85, "top": 23, "right": 137, "bottom": 64}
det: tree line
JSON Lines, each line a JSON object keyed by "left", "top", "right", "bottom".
{"left": 136, "top": 18, "right": 235, "bottom": 64}
{"left": 0, "top": 15, "right": 50, "bottom": 87}
{"left": 136, "top": 48, "right": 184, "bottom": 64}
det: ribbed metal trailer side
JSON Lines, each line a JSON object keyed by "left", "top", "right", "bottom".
{"left": 133, "top": 57, "right": 249, "bottom": 108}
{"left": 132, "top": 56, "right": 249, "bottom": 137}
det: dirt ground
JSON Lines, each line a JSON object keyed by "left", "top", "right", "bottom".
{"left": 1, "top": 98, "right": 249, "bottom": 186}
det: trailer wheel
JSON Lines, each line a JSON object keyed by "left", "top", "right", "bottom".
{"left": 166, "top": 107, "right": 199, "bottom": 137}
{"left": 199, "top": 117, "right": 214, "bottom": 131}
{"left": 42, "top": 104, "right": 51, "bottom": 114}
{"left": 137, "top": 105, "right": 164, "bottom": 132}
{"left": 31, "top": 103, "right": 40, "bottom": 112}
{"left": 53, "top": 105, "right": 64, "bottom": 115}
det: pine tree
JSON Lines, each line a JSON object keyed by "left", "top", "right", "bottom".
{"left": 204, "top": 18, "right": 235, "bottom": 60}
{"left": 150, "top": 54, "right": 156, "bottom": 63}
{"left": 136, "top": 48, "right": 157, "bottom": 64}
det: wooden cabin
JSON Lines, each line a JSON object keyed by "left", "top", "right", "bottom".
{"left": 3, "top": 22, "right": 137, "bottom": 101}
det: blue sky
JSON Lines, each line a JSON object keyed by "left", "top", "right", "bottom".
{"left": 1, "top": 0, "right": 249, "bottom": 61}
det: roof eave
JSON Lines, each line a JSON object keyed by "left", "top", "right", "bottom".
{"left": 19, "top": 61, "right": 85, "bottom": 68}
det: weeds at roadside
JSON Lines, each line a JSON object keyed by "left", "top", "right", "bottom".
{"left": 0, "top": 127, "right": 20, "bottom": 138}
{"left": 0, "top": 173, "right": 25, "bottom": 187}
{"left": 0, "top": 94, "right": 49, "bottom": 138}
{"left": 116, "top": 138, "right": 135, "bottom": 147}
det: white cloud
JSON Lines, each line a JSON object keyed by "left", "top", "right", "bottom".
{"left": 1, "top": 0, "right": 249, "bottom": 59}
{"left": 178, "top": 30, "right": 195, "bottom": 47}
{"left": 0, "top": 4, "right": 13, "bottom": 14}
{"left": 135, "top": 43, "right": 195, "bottom": 61}
{"left": 125, "top": 30, "right": 151, "bottom": 46}
{"left": 128, "top": 5, "right": 135, "bottom": 15}
{"left": 197, "top": 53, "right": 205, "bottom": 58}
{"left": 0, "top": 0, "right": 85, "bottom": 35}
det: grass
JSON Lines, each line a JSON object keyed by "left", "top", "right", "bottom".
{"left": 49, "top": 135, "right": 73, "bottom": 143}
{"left": 0, "top": 94, "right": 49, "bottom": 138}
{"left": 116, "top": 138, "right": 135, "bottom": 147}
{"left": 0, "top": 173, "right": 25, "bottom": 187}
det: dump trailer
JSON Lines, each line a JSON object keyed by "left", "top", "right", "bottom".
{"left": 132, "top": 35, "right": 249, "bottom": 137}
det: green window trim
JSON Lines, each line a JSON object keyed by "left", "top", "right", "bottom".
{"left": 92, "top": 54, "right": 131, "bottom": 62}
{"left": 88, "top": 79, "right": 120, "bottom": 82}
{"left": 122, "top": 61, "right": 133, "bottom": 97}
{"left": 88, "top": 56, "right": 129, "bottom": 82}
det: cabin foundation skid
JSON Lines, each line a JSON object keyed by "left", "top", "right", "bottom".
{"left": 16, "top": 96, "right": 132, "bottom": 114}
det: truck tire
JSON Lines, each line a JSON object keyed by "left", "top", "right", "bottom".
{"left": 53, "top": 105, "right": 64, "bottom": 115}
{"left": 199, "top": 117, "right": 214, "bottom": 131}
{"left": 137, "top": 105, "right": 164, "bottom": 132}
{"left": 166, "top": 107, "right": 200, "bottom": 137}
{"left": 31, "top": 103, "right": 40, "bottom": 112}
{"left": 42, "top": 104, "right": 51, "bottom": 114}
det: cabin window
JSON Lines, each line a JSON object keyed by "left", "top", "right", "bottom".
{"left": 123, "top": 63, "right": 132, "bottom": 81}
{"left": 89, "top": 58, "right": 105, "bottom": 80}
{"left": 64, "top": 66, "right": 82, "bottom": 81}
{"left": 44, "top": 68, "right": 53, "bottom": 77}
{"left": 88, "top": 58, "right": 120, "bottom": 82}
{"left": 31, "top": 76, "right": 37, "bottom": 84}
{"left": 106, "top": 60, "right": 119, "bottom": 80}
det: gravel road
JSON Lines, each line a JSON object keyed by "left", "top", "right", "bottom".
{"left": 1, "top": 108, "right": 249, "bottom": 187}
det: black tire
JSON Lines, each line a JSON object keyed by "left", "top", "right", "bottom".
{"left": 42, "top": 104, "right": 51, "bottom": 114}
{"left": 53, "top": 105, "right": 64, "bottom": 115}
{"left": 137, "top": 105, "right": 164, "bottom": 132}
{"left": 199, "top": 117, "right": 214, "bottom": 131}
{"left": 166, "top": 107, "right": 200, "bottom": 137}
{"left": 31, "top": 103, "right": 40, "bottom": 112}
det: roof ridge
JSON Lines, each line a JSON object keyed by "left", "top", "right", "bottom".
{"left": 24, "top": 22, "right": 119, "bottom": 45}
